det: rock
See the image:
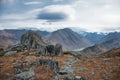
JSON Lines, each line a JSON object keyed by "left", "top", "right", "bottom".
{"left": 63, "top": 77, "right": 71, "bottom": 80}
{"left": 75, "top": 76, "right": 81, "bottom": 79}
{"left": 20, "top": 31, "right": 63, "bottom": 56}
{"left": 55, "top": 44, "right": 63, "bottom": 56}
{"left": 52, "top": 76, "right": 58, "bottom": 80}
{"left": 20, "top": 31, "right": 46, "bottom": 50}
{"left": 10, "top": 44, "right": 26, "bottom": 52}
{"left": 103, "top": 71, "right": 109, "bottom": 77}
{"left": 30, "top": 44, "right": 63, "bottom": 56}
{"left": 58, "top": 70, "right": 68, "bottom": 75}
{"left": 29, "top": 51, "right": 39, "bottom": 55}
{"left": 46, "top": 45, "right": 55, "bottom": 56}
{"left": 63, "top": 76, "right": 86, "bottom": 80}
{"left": 14, "top": 64, "right": 24, "bottom": 74}
{"left": 4, "top": 51, "right": 17, "bottom": 56}
{"left": 90, "top": 71, "right": 95, "bottom": 75}
{"left": 79, "top": 66, "right": 88, "bottom": 71}
{"left": 75, "top": 76, "right": 86, "bottom": 80}
{"left": 37, "top": 58, "right": 59, "bottom": 73}
{"left": 0, "top": 63, "right": 3, "bottom": 68}
{"left": 13, "top": 67, "right": 35, "bottom": 80}
{"left": 102, "top": 58, "right": 110, "bottom": 62}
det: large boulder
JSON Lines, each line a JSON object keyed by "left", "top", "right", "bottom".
{"left": 30, "top": 44, "right": 63, "bottom": 56}
{"left": 20, "top": 31, "right": 46, "bottom": 50}
{"left": 55, "top": 44, "right": 63, "bottom": 56}
{"left": 46, "top": 45, "right": 55, "bottom": 56}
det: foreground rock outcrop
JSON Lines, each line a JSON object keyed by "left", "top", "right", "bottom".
{"left": 21, "top": 31, "right": 46, "bottom": 49}
{"left": 37, "top": 58, "right": 60, "bottom": 73}
{"left": 13, "top": 67, "right": 35, "bottom": 80}
{"left": 30, "top": 44, "right": 63, "bottom": 56}
{"left": 3, "top": 31, "right": 63, "bottom": 56}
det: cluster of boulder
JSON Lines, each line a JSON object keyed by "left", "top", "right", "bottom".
{"left": 21, "top": 31, "right": 63, "bottom": 56}
{"left": 30, "top": 44, "right": 63, "bottom": 56}
{"left": 36, "top": 58, "right": 59, "bottom": 73}
{"left": 13, "top": 67, "right": 35, "bottom": 80}
{"left": 13, "top": 58, "right": 60, "bottom": 80}
{"left": 2, "top": 31, "right": 63, "bottom": 56}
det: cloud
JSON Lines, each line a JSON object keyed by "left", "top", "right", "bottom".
{"left": 37, "top": 12, "right": 67, "bottom": 22}
{"left": 100, "top": 27, "right": 120, "bottom": 32}
{"left": 37, "top": 5, "right": 76, "bottom": 22}
{"left": 24, "top": 1, "right": 41, "bottom": 5}
{"left": 0, "top": 0, "right": 120, "bottom": 32}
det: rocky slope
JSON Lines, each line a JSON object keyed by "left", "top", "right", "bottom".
{"left": 0, "top": 48, "right": 119, "bottom": 80}
{"left": 78, "top": 32, "right": 120, "bottom": 57}
{"left": 44, "top": 28, "right": 91, "bottom": 51}
{"left": 99, "top": 48, "right": 120, "bottom": 58}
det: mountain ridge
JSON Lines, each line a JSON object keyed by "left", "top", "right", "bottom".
{"left": 78, "top": 32, "right": 120, "bottom": 57}
{"left": 44, "top": 28, "right": 91, "bottom": 51}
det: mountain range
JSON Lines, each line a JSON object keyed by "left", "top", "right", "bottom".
{"left": 79, "top": 32, "right": 120, "bottom": 57}
{"left": 0, "top": 28, "right": 120, "bottom": 54}
{"left": 44, "top": 28, "right": 91, "bottom": 51}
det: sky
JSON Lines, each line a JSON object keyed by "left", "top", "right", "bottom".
{"left": 0, "top": 0, "right": 120, "bottom": 32}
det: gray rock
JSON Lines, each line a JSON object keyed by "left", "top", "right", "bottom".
{"left": 90, "top": 71, "right": 95, "bottom": 75}
{"left": 14, "top": 63, "right": 25, "bottom": 74}
{"left": 0, "top": 63, "right": 3, "bottom": 68}
{"left": 46, "top": 45, "right": 55, "bottom": 56}
{"left": 52, "top": 76, "right": 58, "bottom": 80}
{"left": 4, "top": 51, "right": 17, "bottom": 56}
{"left": 58, "top": 70, "right": 68, "bottom": 75}
{"left": 20, "top": 31, "right": 46, "bottom": 50}
{"left": 102, "top": 58, "right": 110, "bottom": 62}
{"left": 79, "top": 66, "right": 88, "bottom": 71}
{"left": 55, "top": 44, "right": 63, "bottom": 56}
{"left": 13, "top": 67, "right": 35, "bottom": 80}
{"left": 30, "top": 44, "right": 63, "bottom": 56}
{"left": 37, "top": 58, "right": 59, "bottom": 73}
{"left": 63, "top": 76, "right": 86, "bottom": 80}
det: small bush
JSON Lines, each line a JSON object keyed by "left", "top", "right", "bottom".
{"left": 63, "top": 51, "right": 72, "bottom": 55}
{"left": 63, "top": 51, "right": 76, "bottom": 57}
{"left": 0, "top": 51, "right": 5, "bottom": 56}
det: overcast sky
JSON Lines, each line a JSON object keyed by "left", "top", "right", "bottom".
{"left": 0, "top": 0, "right": 120, "bottom": 32}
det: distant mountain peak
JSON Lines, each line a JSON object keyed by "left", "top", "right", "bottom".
{"left": 44, "top": 28, "right": 91, "bottom": 51}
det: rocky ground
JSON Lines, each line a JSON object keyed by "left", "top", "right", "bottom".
{"left": 0, "top": 50, "right": 120, "bottom": 80}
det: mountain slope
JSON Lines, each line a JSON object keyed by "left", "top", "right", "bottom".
{"left": 85, "top": 32, "right": 106, "bottom": 44}
{"left": 99, "top": 48, "right": 120, "bottom": 58}
{"left": 0, "top": 29, "right": 49, "bottom": 48}
{"left": 44, "top": 28, "right": 91, "bottom": 51}
{"left": 100, "top": 32, "right": 120, "bottom": 43}
{"left": 79, "top": 32, "right": 120, "bottom": 57}
{"left": 0, "top": 30, "right": 17, "bottom": 48}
